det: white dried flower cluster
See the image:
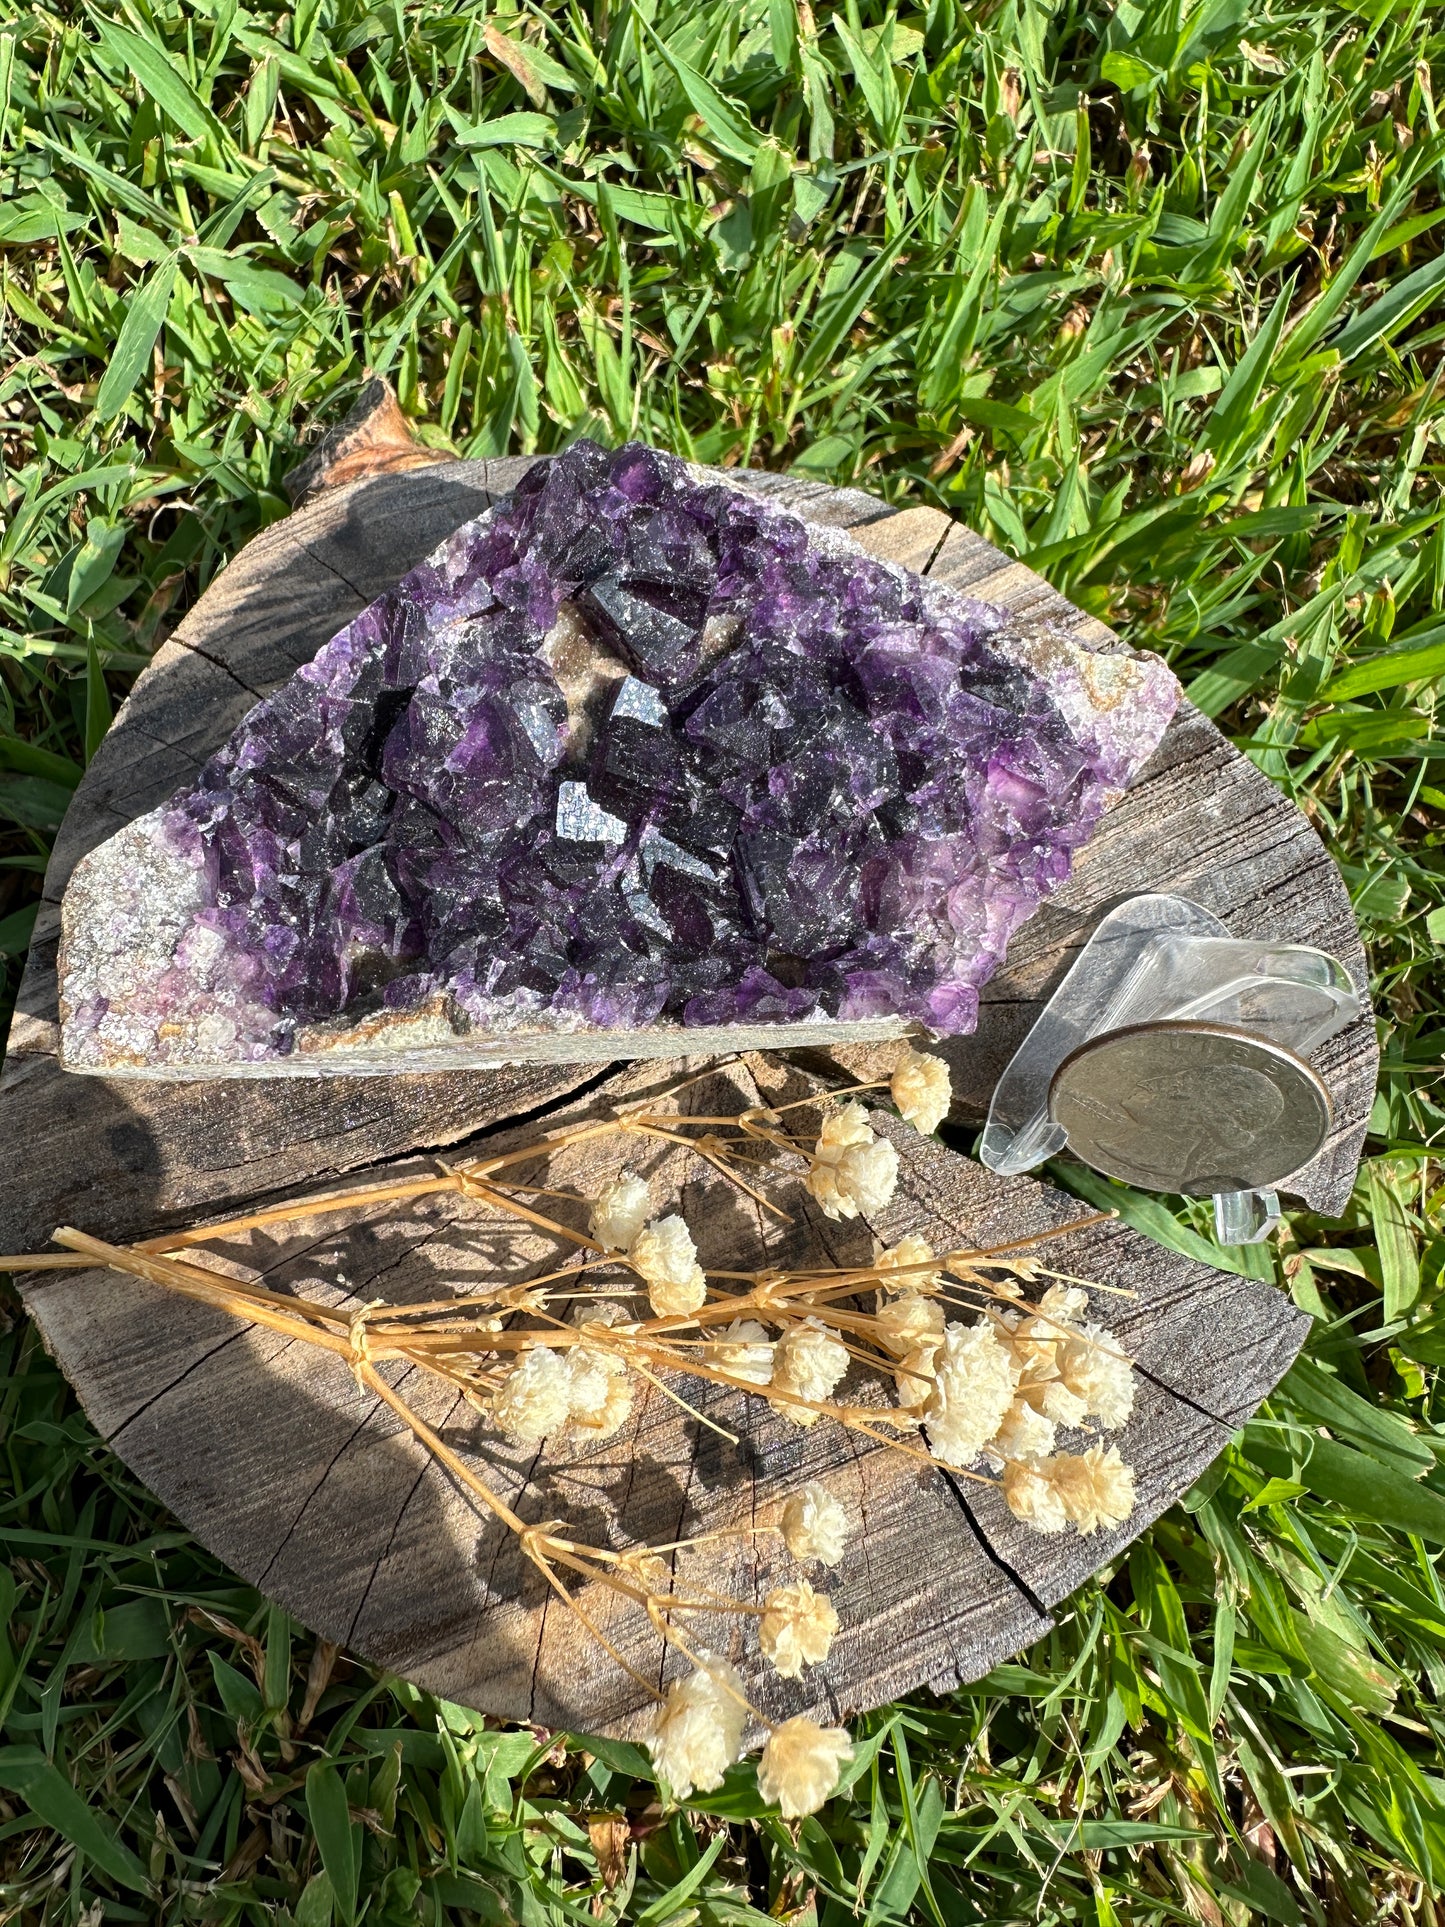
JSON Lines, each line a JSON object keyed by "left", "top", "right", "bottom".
{"left": 897, "top": 1280, "right": 1137, "bottom": 1536}
{"left": 1002, "top": 1444, "right": 1136, "bottom": 1536}
{"left": 631, "top": 1214, "right": 707, "bottom": 1316}
{"left": 645, "top": 1658, "right": 746, "bottom": 1796}
{"left": 760, "top": 1579, "right": 839, "bottom": 1678}
{"left": 992, "top": 1282, "right": 1137, "bottom": 1457}
{"left": 991, "top": 1396, "right": 1057, "bottom": 1465}
{"left": 770, "top": 1317, "right": 850, "bottom": 1426}
{"left": 923, "top": 1318, "right": 1020, "bottom": 1468}
{"left": 874, "top": 1233, "right": 942, "bottom": 1288}
{"left": 804, "top": 1102, "right": 900, "bottom": 1221}
{"left": 492, "top": 1331, "right": 636, "bottom": 1445}
{"left": 890, "top": 1048, "right": 952, "bottom": 1135}
{"left": 567, "top": 1302, "right": 637, "bottom": 1439}
{"left": 874, "top": 1290, "right": 947, "bottom": 1360}
{"left": 758, "top": 1718, "right": 854, "bottom": 1818}
{"left": 711, "top": 1318, "right": 775, "bottom": 1388}
{"left": 588, "top": 1172, "right": 651, "bottom": 1253}
{"left": 781, "top": 1482, "right": 850, "bottom": 1565}
{"left": 491, "top": 1346, "right": 572, "bottom": 1444}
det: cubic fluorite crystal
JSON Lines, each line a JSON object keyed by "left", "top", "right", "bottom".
{"left": 59, "top": 441, "right": 1180, "bottom": 1076}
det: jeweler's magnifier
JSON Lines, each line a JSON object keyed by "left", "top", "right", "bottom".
{"left": 980, "top": 894, "right": 1364, "bottom": 1244}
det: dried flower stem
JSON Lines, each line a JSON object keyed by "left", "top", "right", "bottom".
{"left": 3, "top": 1054, "right": 1139, "bottom": 1817}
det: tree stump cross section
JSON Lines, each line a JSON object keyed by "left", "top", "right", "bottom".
{"left": 0, "top": 416, "right": 1367, "bottom": 1732}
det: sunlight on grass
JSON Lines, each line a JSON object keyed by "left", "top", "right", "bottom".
{"left": 0, "top": 0, "right": 1443, "bottom": 1919}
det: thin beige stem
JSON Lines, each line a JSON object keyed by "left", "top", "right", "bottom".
{"left": 517, "top": 1543, "right": 668, "bottom": 1704}
{"left": 645, "top": 1524, "right": 782, "bottom": 1556}
{"left": 454, "top": 1116, "right": 623, "bottom": 1179}
{"left": 768, "top": 1079, "right": 888, "bottom": 1112}
{"left": 944, "top": 1215, "right": 1113, "bottom": 1260}
{"left": 0, "top": 1252, "right": 96, "bottom": 1270}
{"left": 610, "top": 1061, "right": 746, "bottom": 1111}
{"left": 52, "top": 1229, "right": 356, "bottom": 1345}
{"left": 622, "top": 1121, "right": 790, "bottom": 1220}
{"left": 359, "top": 1361, "right": 528, "bottom": 1533}
{"left": 642, "top": 1606, "right": 765, "bottom": 1724}
{"left": 626, "top": 1359, "right": 740, "bottom": 1444}
{"left": 1026, "top": 1264, "right": 1138, "bottom": 1299}
{"left": 133, "top": 1175, "right": 463, "bottom": 1251}
{"left": 449, "top": 1174, "right": 601, "bottom": 1250}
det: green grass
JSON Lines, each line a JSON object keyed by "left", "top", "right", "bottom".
{"left": 1, "top": 0, "right": 1444, "bottom": 1918}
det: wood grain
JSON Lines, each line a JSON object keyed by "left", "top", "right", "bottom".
{"left": 0, "top": 455, "right": 1373, "bottom": 1249}
{"left": 19, "top": 1054, "right": 1307, "bottom": 1735}
{"left": 0, "top": 442, "right": 1357, "bottom": 1732}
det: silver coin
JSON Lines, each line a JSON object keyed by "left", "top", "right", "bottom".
{"left": 1047, "top": 1021, "right": 1332, "bottom": 1194}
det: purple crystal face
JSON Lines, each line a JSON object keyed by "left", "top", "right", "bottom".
{"left": 94, "top": 441, "right": 1177, "bottom": 1064}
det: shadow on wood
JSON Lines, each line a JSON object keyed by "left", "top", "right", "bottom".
{"left": 0, "top": 426, "right": 1354, "bottom": 1733}
{"left": 19, "top": 1054, "right": 1307, "bottom": 1735}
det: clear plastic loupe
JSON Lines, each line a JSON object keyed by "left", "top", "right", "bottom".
{"left": 979, "top": 893, "right": 1364, "bottom": 1245}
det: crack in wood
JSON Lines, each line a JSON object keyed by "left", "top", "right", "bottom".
{"left": 4, "top": 461, "right": 1367, "bottom": 1734}
{"left": 936, "top": 1464, "right": 1051, "bottom": 1620}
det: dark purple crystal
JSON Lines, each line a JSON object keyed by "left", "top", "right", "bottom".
{"left": 143, "top": 440, "right": 1177, "bottom": 1060}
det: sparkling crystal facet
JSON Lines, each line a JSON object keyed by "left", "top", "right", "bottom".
{"left": 58, "top": 441, "right": 1180, "bottom": 1072}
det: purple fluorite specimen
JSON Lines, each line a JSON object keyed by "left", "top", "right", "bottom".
{"left": 60, "top": 441, "right": 1180, "bottom": 1072}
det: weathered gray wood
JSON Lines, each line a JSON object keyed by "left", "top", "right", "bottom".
{"left": 1, "top": 454, "right": 1373, "bottom": 1249}
{"left": 0, "top": 464, "right": 586, "bottom": 1254}
{"left": 19, "top": 1055, "right": 1304, "bottom": 1735}
{"left": 0, "top": 426, "right": 1360, "bottom": 1734}
{"left": 836, "top": 507, "right": 1376, "bottom": 1215}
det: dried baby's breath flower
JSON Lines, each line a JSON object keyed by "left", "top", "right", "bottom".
{"left": 834, "top": 1137, "right": 899, "bottom": 1217}
{"left": 804, "top": 1103, "right": 900, "bottom": 1221}
{"left": 711, "top": 1318, "right": 775, "bottom": 1388}
{"left": 645, "top": 1658, "right": 746, "bottom": 1797}
{"left": 804, "top": 1101, "right": 873, "bottom": 1219}
{"left": 818, "top": 1100, "right": 874, "bottom": 1153}
{"left": 895, "top": 1340, "right": 941, "bottom": 1409}
{"left": 874, "top": 1291, "right": 947, "bottom": 1359}
{"left": 492, "top": 1346, "right": 572, "bottom": 1444}
{"left": 873, "top": 1233, "right": 942, "bottom": 1288}
{"left": 924, "top": 1319, "right": 1020, "bottom": 1469}
{"left": 1057, "top": 1324, "right": 1136, "bottom": 1430}
{"left": 573, "top": 1300, "right": 636, "bottom": 1338}
{"left": 589, "top": 1171, "right": 652, "bottom": 1252}
{"left": 631, "top": 1215, "right": 707, "bottom": 1317}
{"left": 1039, "top": 1282, "right": 1089, "bottom": 1322}
{"left": 999, "top": 1285, "right": 1135, "bottom": 1435}
{"left": 988, "top": 1396, "right": 1057, "bottom": 1468}
{"left": 771, "top": 1317, "right": 850, "bottom": 1426}
{"left": 760, "top": 1579, "right": 839, "bottom": 1678}
{"left": 1037, "top": 1379, "right": 1089, "bottom": 1428}
{"left": 890, "top": 1048, "right": 952, "bottom": 1135}
{"left": 758, "top": 1718, "right": 854, "bottom": 1818}
{"left": 1048, "top": 1444, "right": 1136, "bottom": 1535}
{"left": 997, "top": 1307, "right": 1053, "bottom": 1376}
{"left": 781, "top": 1482, "right": 850, "bottom": 1566}
{"left": 563, "top": 1338, "right": 635, "bottom": 1440}
{"left": 998, "top": 1283, "right": 1088, "bottom": 1370}
{"left": 1001, "top": 1458, "right": 1070, "bottom": 1533}
{"left": 803, "top": 1162, "right": 850, "bottom": 1220}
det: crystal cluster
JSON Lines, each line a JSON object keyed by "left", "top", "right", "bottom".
{"left": 60, "top": 440, "right": 1179, "bottom": 1071}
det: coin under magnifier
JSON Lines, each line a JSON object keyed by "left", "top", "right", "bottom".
{"left": 1047, "top": 1021, "right": 1332, "bottom": 1195}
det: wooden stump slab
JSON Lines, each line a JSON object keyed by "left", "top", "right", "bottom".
{"left": 0, "top": 430, "right": 1369, "bottom": 1732}
{"left": 19, "top": 1053, "right": 1307, "bottom": 1734}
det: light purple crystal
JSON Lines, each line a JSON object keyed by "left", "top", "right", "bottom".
{"left": 59, "top": 441, "right": 1180, "bottom": 1072}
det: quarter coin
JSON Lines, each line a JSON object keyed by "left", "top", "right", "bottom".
{"left": 1047, "top": 1020, "right": 1332, "bottom": 1194}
